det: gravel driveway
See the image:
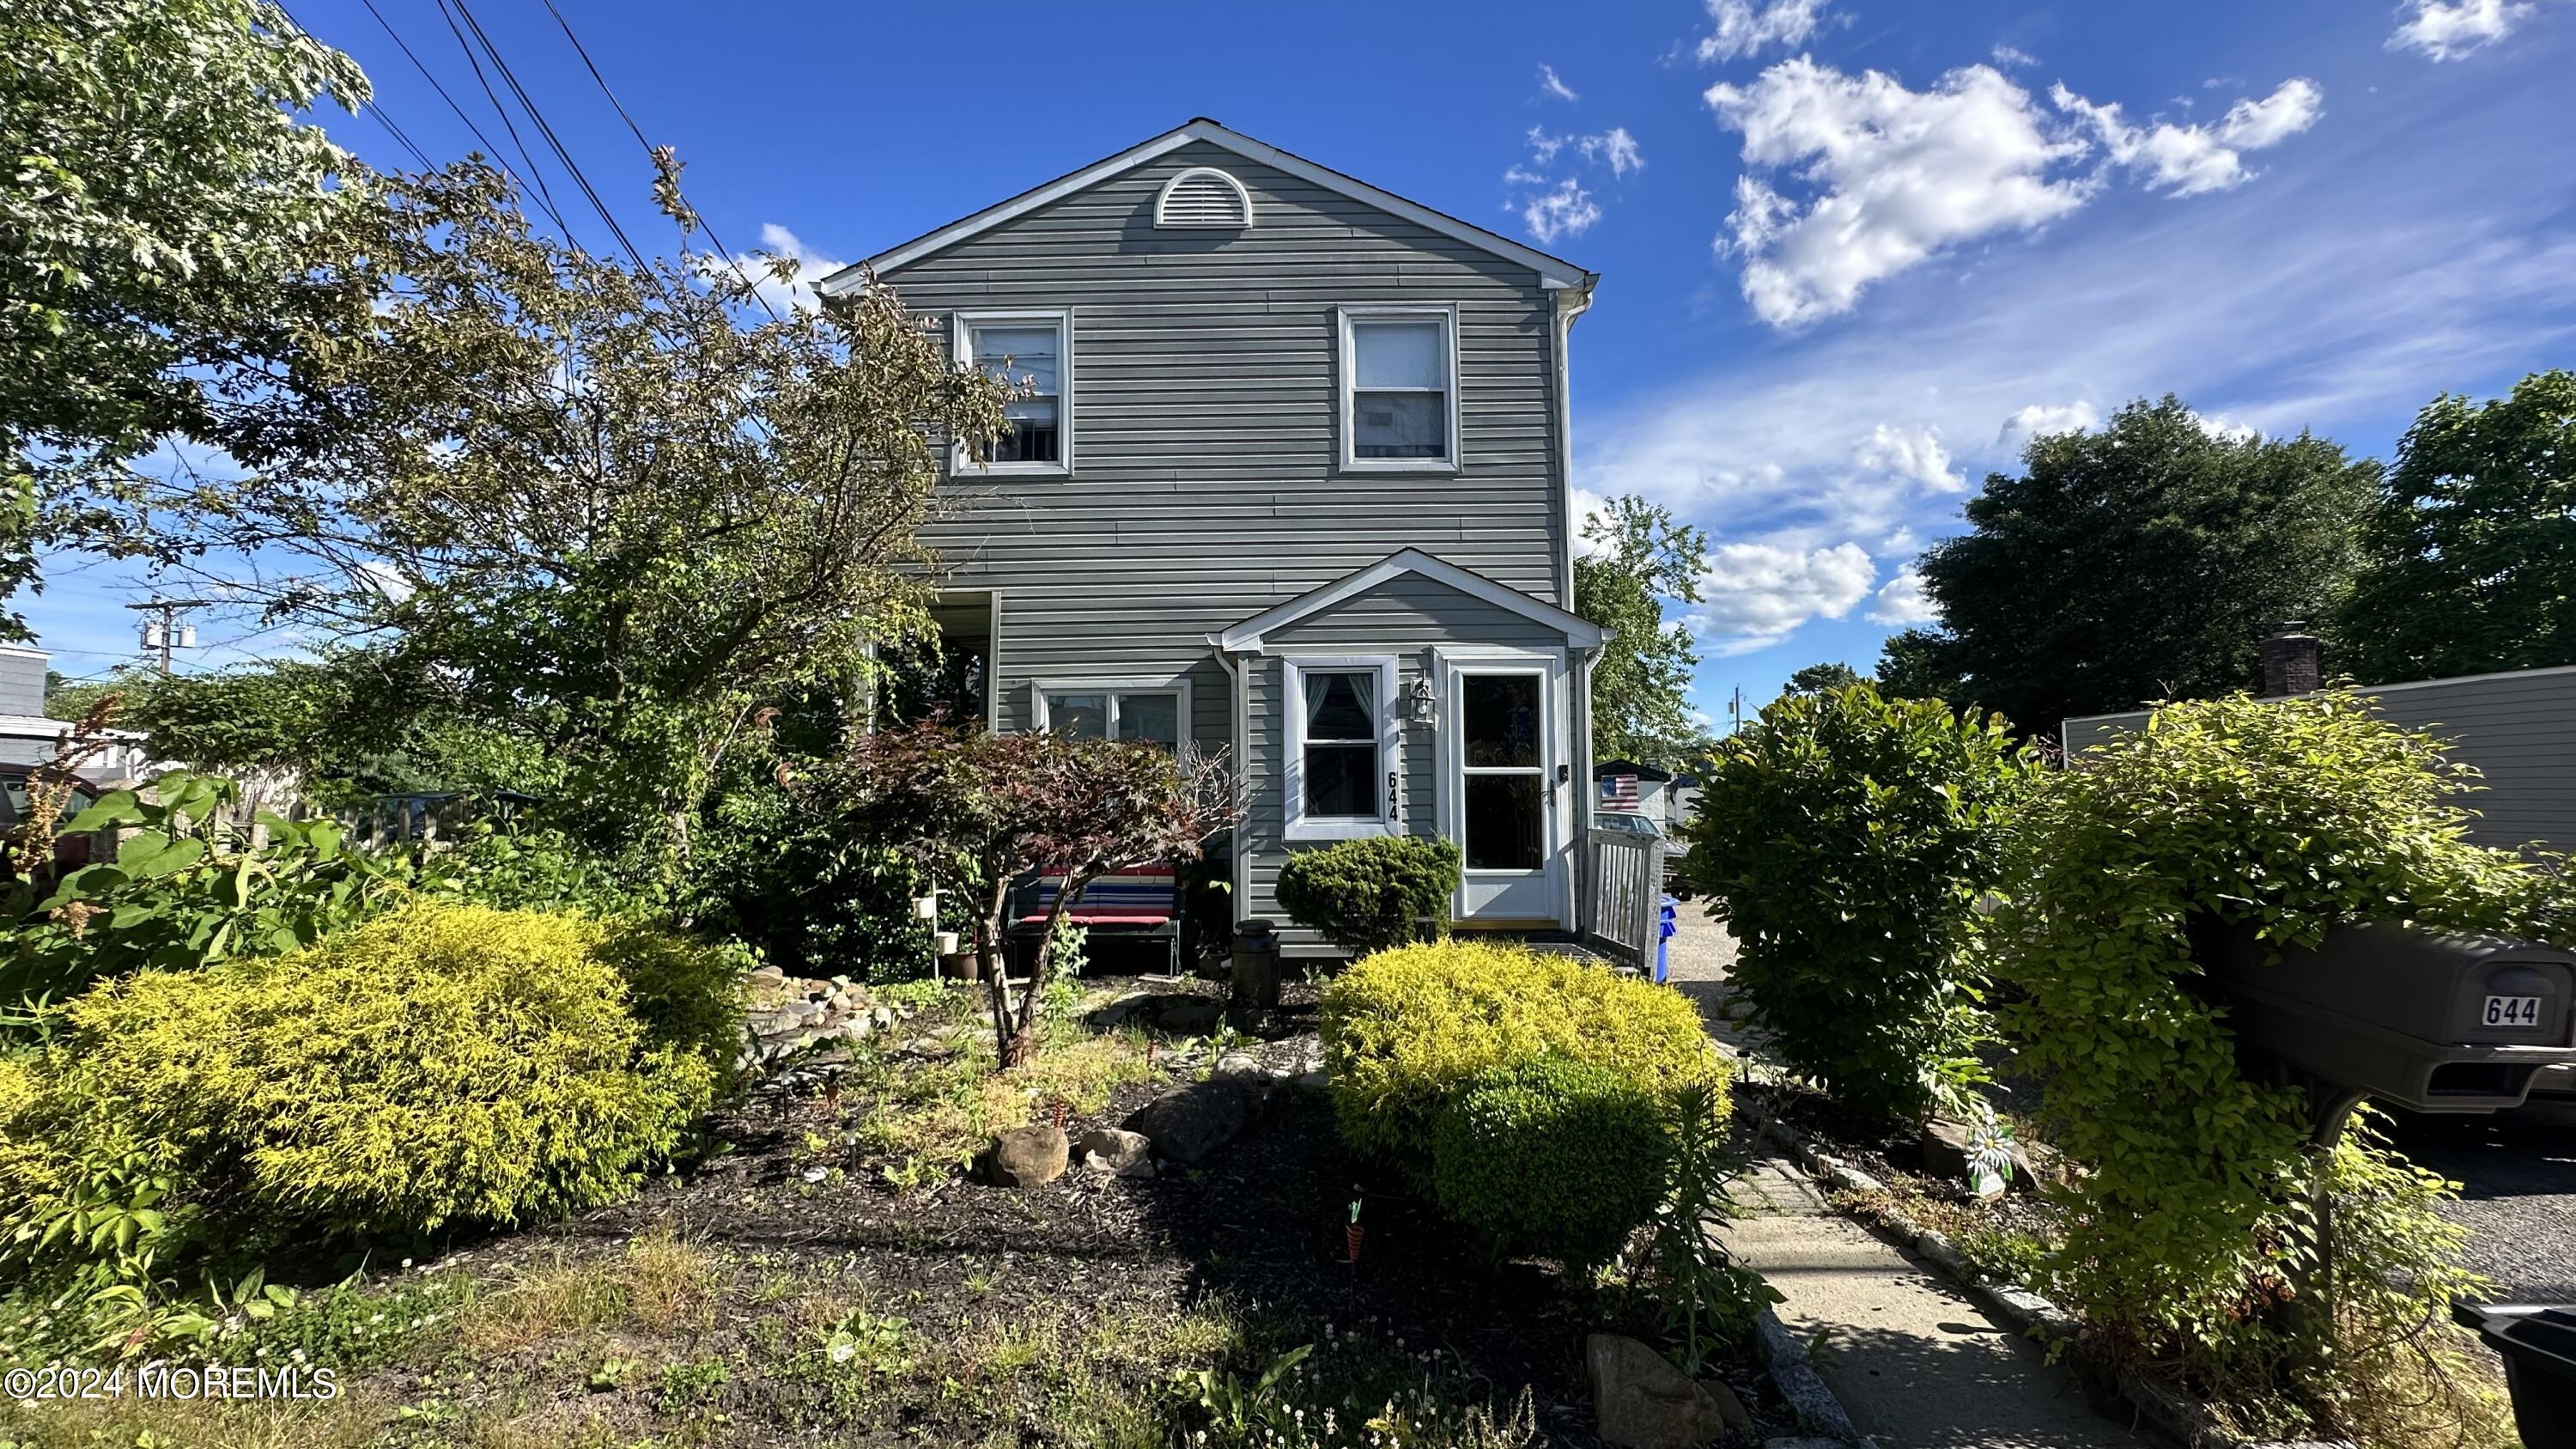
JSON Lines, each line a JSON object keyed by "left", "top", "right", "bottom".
{"left": 1658, "top": 904, "right": 2576, "bottom": 1304}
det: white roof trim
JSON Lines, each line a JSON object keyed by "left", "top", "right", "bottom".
{"left": 1215, "top": 548, "right": 1606, "bottom": 653}
{"left": 823, "top": 119, "right": 1595, "bottom": 295}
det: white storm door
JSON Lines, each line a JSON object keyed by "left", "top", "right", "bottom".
{"left": 1443, "top": 654, "right": 1569, "bottom": 924}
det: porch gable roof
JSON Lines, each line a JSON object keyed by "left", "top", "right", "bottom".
{"left": 1211, "top": 548, "right": 1606, "bottom": 653}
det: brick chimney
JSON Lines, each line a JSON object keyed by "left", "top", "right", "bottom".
{"left": 2260, "top": 622, "right": 2322, "bottom": 697}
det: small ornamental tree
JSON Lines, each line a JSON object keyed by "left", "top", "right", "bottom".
{"left": 1680, "top": 683, "right": 2036, "bottom": 1123}
{"left": 810, "top": 718, "right": 1236, "bottom": 1067}
{"left": 1998, "top": 691, "right": 2565, "bottom": 1432}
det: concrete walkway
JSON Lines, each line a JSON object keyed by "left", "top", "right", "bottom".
{"left": 1722, "top": 1159, "right": 2150, "bottom": 1448}
{"left": 1665, "top": 907, "right": 2151, "bottom": 1447}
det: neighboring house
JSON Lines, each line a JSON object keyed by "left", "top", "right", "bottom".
{"left": 2063, "top": 629, "right": 2576, "bottom": 855}
{"left": 1594, "top": 759, "right": 1674, "bottom": 822}
{"left": 0, "top": 646, "right": 149, "bottom": 780}
{"left": 821, "top": 119, "right": 1607, "bottom": 956}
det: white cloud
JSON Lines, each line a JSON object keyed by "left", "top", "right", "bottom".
{"left": 1990, "top": 43, "right": 2038, "bottom": 68}
{"left": 1579, "top": 126, "right": 1645, "bottom": 179}
{"left": 706, "top": 223, "right": 844, "bottom": 314}
{"left": 1697, "top": 0, "right": 1833, "bottom": 63}
{"left": 1522, "top": 179, "right": 1603, "bottom": 243}
{"left": 1538, "top": 63, "right": 1579, "bottom": 101}
{"left": 1571, "top": 486, "right": 1614, "bottom": 557}
{"left": 1691, "top": 540, "right": 1876, "bottom": 655}
{"left": 1854, "top": 423, "right": 1962, "bottom": 490}
{"left": 1707, "top": 60, "right": 2093, "bottom": 327}
{"left": 1509, "top": 127, "right": 1641, "bottom": 244}
{"left": 2387, "top": 0, "right": 2534, "bottom": 60}
{"left": 2054, "top": 78, "right": 2323, "bottom": 197}
{"left": 1995, "top": 400, "right": 2099, "bottom": 452}
{"left": 1868, "top": 567, "right": 1939, "bottom": 625}
{"left": 1876, "top": 526, "right": 1920, "bottom": 557}
{"left": 2190, "top": 410, "right": 2260, "bottom": 441}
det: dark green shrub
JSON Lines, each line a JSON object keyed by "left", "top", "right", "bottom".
{"left": 1274, "top": 835, "right": 1460, "bottom": 957}
{"left": 1431, "top": 1055, "right": 1668, "bottom": 1270}
{"left": 1681, "top": 684, "right": 2034, "bottom": 1123}
{"left": 2001, "top": 690, "right": 2556, "bottom": 1434}
{"left": 1321, "top": 938, "right": 1720, "bottom": 1176}
{"left": 0, "top": 903, "right": 720, "bottom": 1297}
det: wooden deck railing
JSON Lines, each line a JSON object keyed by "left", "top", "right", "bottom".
{"left": 1579, "top": 827, "right": 1667, "bottom": 971}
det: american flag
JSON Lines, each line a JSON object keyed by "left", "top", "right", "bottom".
{"left": 1599, "top": 775, "right": 1640, "bottom": 810}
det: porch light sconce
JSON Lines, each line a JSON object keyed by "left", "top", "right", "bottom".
{"left": 1406, "top": 675, "right": 1438, "bottom": 728}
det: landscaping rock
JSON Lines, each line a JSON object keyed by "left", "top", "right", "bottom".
{"left": 1696, "top": 1378, "right": 1754, "bottom": 1433}
{"left": 745, "top": 965, "right": 787, "bottom": 990}
{"left": 980, "top": 1125, "right": 1069, "bottom": 1187}
{"left": 1155, "top": 996, "right": 1224, "bottom": 1034}
{"left": 1212, "top": 1051, "right": 1267, "bottom": 1083}
{"left": 1122, "top": 1075, "right": 1263, "bottom": 1165}
{"left": 1075, "top": 1128, "right": 1153, "bottom": 1177}
{"left": 1585, "top": 1333, "right": 1732, "bottom": 1449}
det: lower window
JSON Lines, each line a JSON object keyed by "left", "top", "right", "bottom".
{"left": 1041, "top": 688, "right": 1182, "bottom": 747}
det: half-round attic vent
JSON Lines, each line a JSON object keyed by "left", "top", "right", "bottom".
{"left": 1155, "top": 167, "right": 1254, "bottom": 229}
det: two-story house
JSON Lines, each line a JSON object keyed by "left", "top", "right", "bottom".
{"left": 818, "top": 119, "right": 1607, "bottom": 957}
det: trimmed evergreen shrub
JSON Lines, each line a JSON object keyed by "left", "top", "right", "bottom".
{"left": 1274, "top": 835, "right": 1461, "bottom": 957}
{"left": 0, "top": 904, "right": 726, "bottom": 1288}
{"left": 1431, "top": 1054, "right": 1670, "bottom": 1270}
{"left": 1320, "top": 938, "right": 1719, "bottom": 1175}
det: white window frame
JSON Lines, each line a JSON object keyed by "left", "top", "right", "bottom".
{"left": 1336, "top": 303, "right": 1461, "bottom": 475}
{"left": 953, "top": 307, "right": 1074, "bottom": 478}
{"left": 1280, "top": 654, "right": 1400, "bottom": 841}
{"left": 1030, "top": 677, "right": 1194, "bottom": 746}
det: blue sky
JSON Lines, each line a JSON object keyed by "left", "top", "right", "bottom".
{"left": 27, "top": 0, "right": 2576, "bottom": 732}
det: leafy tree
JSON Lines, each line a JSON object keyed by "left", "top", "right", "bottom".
{"left": 3, "top": 0, "right": 374, "bottom": 633}
{"left": 83, "top": 162, "right": 1008, "bottom": 863}
{"left": 808, "top": 719, "right": 1236, "bottom": 1067}
{"left": 1680, "top": 683, "right": 2035, "bottom": 1123}
{"left": 1870, "top": 629, "right": 1963, "bottom": 703}
{"left": 1575, "top": 496, "right": 1711, "bottom": 767}
{"left": 2336, "top": 369, "right": 2576, "bottom": 682}
{"left": 1880, "top": 397, "right": 2374, "bottom": 734}
{"left": 1783, "top": 661, "right": 1862, "bottom": 695}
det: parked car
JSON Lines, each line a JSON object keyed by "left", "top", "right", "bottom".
{"left": 1593, "top": 810, "right": 1686, "bottom": 855}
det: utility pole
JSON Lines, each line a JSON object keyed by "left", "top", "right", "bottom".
{"left": 126, "top": 599, "right": 209, "bottom": 674}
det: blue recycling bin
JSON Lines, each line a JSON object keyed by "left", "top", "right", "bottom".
{"left": 1656, "top": 894, "right": 1679, "bottom": 983}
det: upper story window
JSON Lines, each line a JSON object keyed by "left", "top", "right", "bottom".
{"left": 1338, "top": 305, "right": 1458, "bottom": 472}
{"left": 1155, "top": 167, "right": 1254, "bottom": 228}
{"left": 955, "top": 309, "right": 1073, "bottom": 477}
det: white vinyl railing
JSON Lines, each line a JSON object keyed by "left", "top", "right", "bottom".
{"left": 1580, "top": 827, "right": 1667, "bottom": 971}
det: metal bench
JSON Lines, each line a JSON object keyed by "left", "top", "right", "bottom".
{"left": 1005, "top": 864, "right": 1187, "bottom": 977}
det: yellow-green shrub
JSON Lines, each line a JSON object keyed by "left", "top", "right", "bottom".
{"left": 1321, "top": 939, "right": 1721, "bottom": 1171}
{"left": 2, "top": 904, "right": 727, "bottom": 1286}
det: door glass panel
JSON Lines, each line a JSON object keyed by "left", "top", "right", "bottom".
{"left": 1461, "top": 675, "right": 1541, "bottom": 768}
{"left": 1119, "top": 693, "right": 1179, "bottom": 748}
{"left": 1045, "top": 692, "right": 1107, "bottom": 739}
{"left": 1464, "top": 775, "right": 1543, "bottom": 871}
{"left": 1304, "top": 743, "right": 1376, "bottom": 817}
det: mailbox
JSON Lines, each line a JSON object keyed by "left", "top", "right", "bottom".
{"left": 2201, "top": 922, "right": 2576, "bottom": 1113}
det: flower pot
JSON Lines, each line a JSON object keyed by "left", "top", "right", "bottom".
{"left": 933, "top": 930, "right": 961, "bottom": 956}
{"left": 912, "top": 894, "right": 939, "bottom": 921}
{"left": 1346, "top": 1223, "right": 1364, "bottom": 1264}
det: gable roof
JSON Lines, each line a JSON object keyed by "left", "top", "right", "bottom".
{"left": 1593, "top": 759, "right": 1675, "bottom": 782}
{"left": 1212, "top": 548, "right": 1606, "bottom": 653}
{"left": 820, "top": 119, "right": 1596, "bottom": 295}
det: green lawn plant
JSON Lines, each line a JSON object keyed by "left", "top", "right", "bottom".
{"left": 1273, "top": 835, "right": 1461, "bottom": 958}
{"left": 2000, "top": 690, "right": 2559, "bottom": 1441}
{"left": 1682, "top": 683, "right": 2035, "bottom": 1123}
{"left": 1431, "top": 1055, "right": 1670, "bottom": 1272}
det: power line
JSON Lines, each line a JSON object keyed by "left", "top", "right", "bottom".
{"left": 272, "top": 0, "right": 438, "bottom": 171}
{"left": 429, "top": 0, "right": 567, "bottom": 234}
{"left": 536, "top": 0, "right": 782, "bottom": 324}
{"left": 353, "top": 0, "right": 585, "bottom": 242}
{"left": 441, "top": 0, "right": 658, "bottom": 282}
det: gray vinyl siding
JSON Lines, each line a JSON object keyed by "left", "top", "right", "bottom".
{"left": 2063, "top": 667, "right": 2576, "bottom": 854}
{"left": 0, "top": 648, "right": 45, "bottom": 718}
{"left": 884, "top": 139, "right": 1569, "bottom": 761}
{"left": 1243, "top": 576, "right": 1571, "bottom": 954}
